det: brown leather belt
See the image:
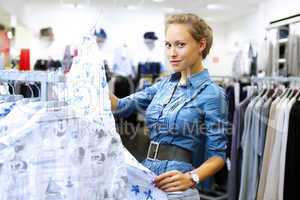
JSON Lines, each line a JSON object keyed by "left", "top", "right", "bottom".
{"left": 146, "top": 141, "right": 192, "bottom": 164}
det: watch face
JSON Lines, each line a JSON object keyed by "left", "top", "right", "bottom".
{"left": 191, "top": 173, "right": 199, "bottom": 183}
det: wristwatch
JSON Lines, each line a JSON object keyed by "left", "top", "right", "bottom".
{"left": 189, "top": 171, "right": 200, "bottom": 188}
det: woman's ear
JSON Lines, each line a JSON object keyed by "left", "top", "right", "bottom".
{"left": 199, "top": 38, "right": 206, "bottom": 55}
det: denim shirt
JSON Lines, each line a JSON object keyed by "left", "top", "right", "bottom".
{"left": 116, "top": 69, "right": 228, "bottom": 175}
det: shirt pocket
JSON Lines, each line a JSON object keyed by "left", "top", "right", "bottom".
{"left": 173, "top": 103, "right": 204, "bottom": 136}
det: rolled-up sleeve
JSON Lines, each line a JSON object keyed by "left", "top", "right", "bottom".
{"left": 114, "top": 80, "right": 163, "bottom": 118}
{"left": 203, "top": 86, "right": 228, "bottom": 161}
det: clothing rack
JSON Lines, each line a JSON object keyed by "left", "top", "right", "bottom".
{"left": 211, "top": 76, "right": 300, "bottom": 84}
{"left": 0, "top": 70, "right": 65, "bottom": 101}
{"left": 251, "top": 76, "right": 300, "bottom": 83}
{"left": 210, "top": 75, "right": 236, "bottom": 83}
{"left": 267, "top": 14, "right": 300, "bottom": 30}
{"left": 211, "top": 75, "right": 235, "bottom": 79}
{"left": 211, "top": 75, "right": 251, "bottom": 84}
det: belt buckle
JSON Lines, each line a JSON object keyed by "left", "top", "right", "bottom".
{"left": 147, "top": 141, "right": 160, "bottom": 161}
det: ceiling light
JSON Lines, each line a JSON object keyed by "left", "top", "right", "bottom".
{"left": 153, "top": 0, "right": 165, "bottom": 2}
{"left": 206, "top": 4, "right": 227, "bottom": 10}
{"left": 164, "top": 7, "right": 183, "bottom": 13}
{"left": 127, "top": 5, "right": 139, "bottom": 10}
{"left": 62, "top": 3, "right": 83, "bottom": 9}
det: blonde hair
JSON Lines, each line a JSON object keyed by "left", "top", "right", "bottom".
{"left": 166, "top": 13, "right": 213, "bottom": 59}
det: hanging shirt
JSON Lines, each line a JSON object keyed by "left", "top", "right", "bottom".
{"left": 257, "top": 98, "right": 273, "bottom": 174}
{"left": 278, "top": 96, "right": 296, "bottom": 200}
{"left": 286, "top": 34, "right": 300, "bottom": 76}
{"left": 0, "top": 101, "right": 41, "bottom": 140}
{"left": 284, "top": 100, "right": 300, "bottom": 200}
{"left": 0, "top": 33, "right": 167, "bottom": 200}
{"left": 66, "top": 34, "right": 167, "bottom": 199}
{"left": 228, "top": 95, "right": 251, "bottom": 200}
{"left": 0, "top": 102, "right": 16, "bottom": 119}
{"left": 0, "top": 107, "right": 128, "bottom": 200}
{"left": 136, "top": 45, "right": 166, "bottom": 72}
{"left": 264, "top": 97, "right": 288, "bottom": 200}
{"left": 257, "top": 97, "right": 281, "bottom": 200}
{"left": 232, "top": 49, "right": 251, "bottom": 78}
{"left": 31, "top": 38, "right": 64, "bottom": 70}
{"left": 135, "top": 45, "right": 167, "bottom": 89}
{"left": 250, "top": 97, "right": 267, "bottom": 200}
{"left": 257, "top": 29, "right": 278, "bottom": 76}
{"left": 126, "top": 154, "right": 167, "bottom": 200}
{"left": 238, "top": 95, "right": 260, "bottom": 200}
{"left": 112, "top": 45, "right": 136, "bottom": 78}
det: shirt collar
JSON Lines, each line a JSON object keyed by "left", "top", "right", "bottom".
{"left": 170, "top": 69, "right": 211, "bottom": 89}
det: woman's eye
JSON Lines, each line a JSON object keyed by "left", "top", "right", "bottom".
{"left": 177, "top": 43, "right": 185, "bottom": 48}
{"left": 165, "top": 42, "right": 171, "bottom": 49}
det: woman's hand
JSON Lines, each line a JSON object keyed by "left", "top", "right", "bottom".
{"left": 154, "top": 170, "right": 194, "bottom": 192}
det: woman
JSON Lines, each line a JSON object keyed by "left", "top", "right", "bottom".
{"left": 110, "top": 13, "right": 228, "bottom": 199}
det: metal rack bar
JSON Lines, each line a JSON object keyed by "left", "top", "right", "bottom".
{"left": 0, "top": 70, "right": 65, "bottom": 101}
{"left": 251, "top": 76, "right": 300, "bottom": 83}
{"left": 211, "top": 75, "right": 235, "bottom": 79}
{"left": 267, "top": 14, "right": 300, "bottom": 30}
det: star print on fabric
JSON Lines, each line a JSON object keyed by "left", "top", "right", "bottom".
{"left": 144, "top": 189, "right": 154, "bottom": 200}
{"left": 131, "top": 185, "right": 140, "bottom": 196}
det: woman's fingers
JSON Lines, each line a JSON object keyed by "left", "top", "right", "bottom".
{"left": 160, "top": 181, "right": 181, "bottom": 190}
{"left": 155, "top": 174, "right": 180, "bottom": 188}
{"left": 155, "top": 171, "right": 193, "bottom": 192}
{"left": 154, "top": 170, "right": 178, "bottom": 183}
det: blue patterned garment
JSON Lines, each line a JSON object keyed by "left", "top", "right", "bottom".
{"left": 0, "top": 102, "right": 16, "bottom": 118}
{"left": 116, "top": 69, "right": 228, "bottom": 175}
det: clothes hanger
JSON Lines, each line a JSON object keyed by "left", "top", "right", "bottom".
{"left": 4, "top": 82, "right": 23, "bottom": 102}
{"left": 28, "top": 82, "right": 40, "bottom": 102}
{"left": 278, "top": 85, "right": 289, "bottom": 99}
{"left": 257, "top": 80, "right": 267, "bottom": 97}
{"left": 284, "top": 79, "right": 296, "bottom": 99}
{"left": 295, "top": 80, "right": 300, "bottom": 100}
{"left": 9, "top": 81, "right": 15, "bottom": 95}
{"left": 292, "top": 80, "right": 300, "bottom": 100}
{"left": 26, "top": 83, "right": 34, "bottom": 99}
{"left": 287, "top": 80, "right": 298, "bottom": 99}
{"left": 262, "top": 80, "right": 274, "bottom": 99}
{"left": 271, "top": 83, "right": 283, "bottom": 99}
{"left": 294, "top": 89, "right": 300, "bottom": 99}
{"left": 17, "top": 82, "right": 40, "bottom": 105}
{"left": 297, "top": 91, "right": 300, "bottom": 101}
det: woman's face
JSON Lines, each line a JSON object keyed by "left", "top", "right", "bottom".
{"left": 165, "top": 24, "right": 205, "bottom": 73}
